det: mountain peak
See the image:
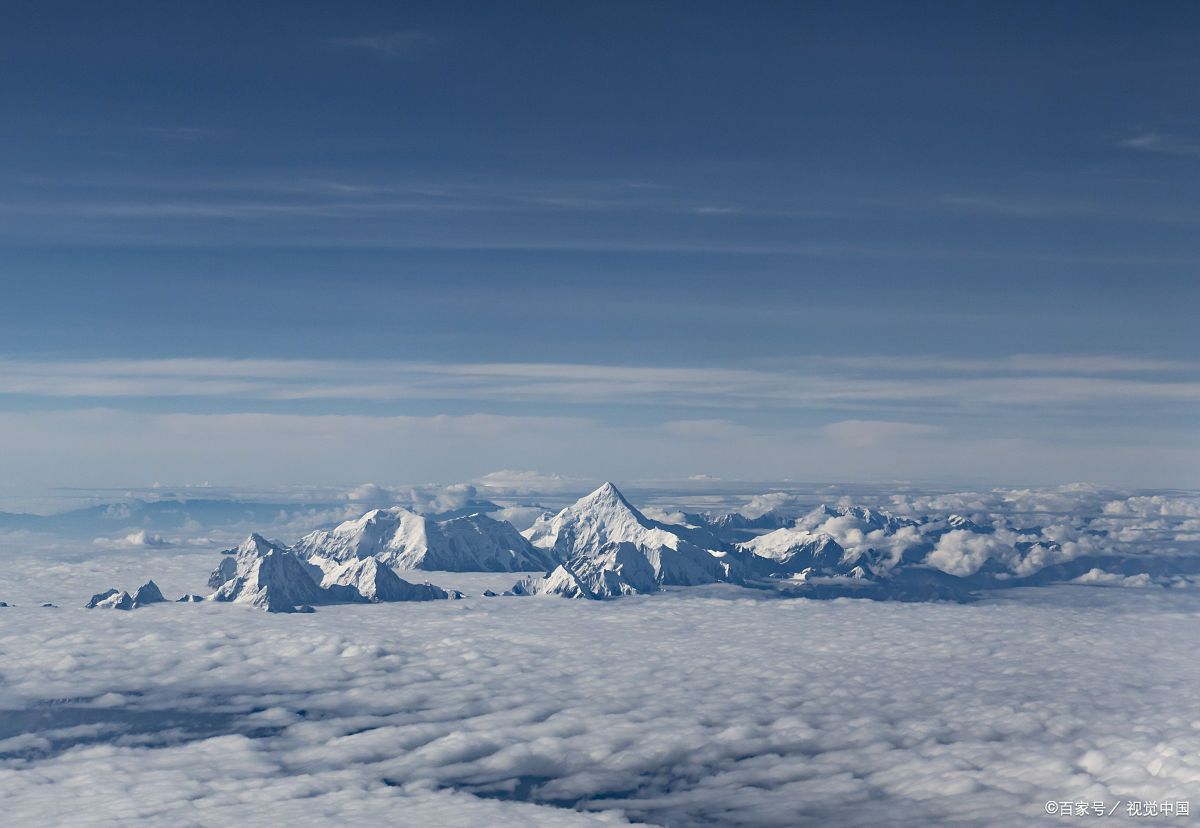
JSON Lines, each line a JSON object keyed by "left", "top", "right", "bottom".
{"left": 579, "top": 482, "right": 633, "bottom": 509}
{"left": 239, "top": 533, "right": 286, "bottom": 556}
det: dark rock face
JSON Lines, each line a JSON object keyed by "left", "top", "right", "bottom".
{"left": 133, "top": 580, "right": 167, "bottom": 606}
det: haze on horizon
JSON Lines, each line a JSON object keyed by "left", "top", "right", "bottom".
{"left": 1, "top": 1, "right": 1197, "bottom": 490}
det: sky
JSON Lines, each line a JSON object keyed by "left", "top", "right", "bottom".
{"left": 0, "top": 0, "right": 1198, "bottom": 490}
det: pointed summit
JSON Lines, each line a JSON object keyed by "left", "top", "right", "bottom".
{"left": 209, "top": 543, "right": 328, "bottom": 613}
{"left": 580, "top": 482, "right": 633, "bottom": 508}
{"left": 132, "top": 580, "right": 166, "bottom": 606}
{"left": 238, "top": 533, "right": 289, "bottom": 557}
{"left": 524, "top": 481, "right": 668, "bottom": 559}
{"left": 522, "top": 481, "right": 733, "bottom": 584}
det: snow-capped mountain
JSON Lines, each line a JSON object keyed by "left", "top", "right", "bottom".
{"left": 516, "top": 538, "right": 732, "bottom": 599}
{"left": 948, "top": 514, "right": 991, "bottom": 533}
{"left": 794, "top": 504, "right": 919, "bottom": 534}
{"left": 740, "top": 531, "right": 856, "bottom": 576}
{"left": 85, "top": 580, "right": 169, "bottom": 610}
{"left": 208, "top": 556, "right": 237, "bottom": 588}
{"left": 316, "top": 557, "right": 453, "bottom": 602}
{"left": 86, "top": 588, "right": 133, "bottom": 610}
{"left": 524, "top": 482, "right": 725, "bottom": 560}
{"left": 515, "top": 484, "right": 741, "bottom": 598}
{"left": 210, "top": 537, "right": 329, "bottom": 613}
{"left": 295, "top": 508, "right": 554, "bottom": 572}
{"left": 208, "top": 534, "right": 288, "bottom": 588}
{"left": 132, "top": 580, "right": 166, "bottom": 605}
{"left": 684, "top": 510, "right": 792, "bottom": 543}
{"left": 208, "top": 533, "right": 459, "bottom": 612}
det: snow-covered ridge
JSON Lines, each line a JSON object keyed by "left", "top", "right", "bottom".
{"left": 205, "top": 533, "right": 458, "bottom": 612}
{"left": 296, "top": 508, "right": 555, "bottom": 572}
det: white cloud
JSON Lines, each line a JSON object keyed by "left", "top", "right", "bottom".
{"left": 1118, "top": 131, "right": 1200, "bottom": 156}
{"left": 740, "top": 491, "right": 800, "bottom": 518}
{"left": 1103, "top": 495, "right": 1200, "bottom": 518}
{"left": 1, "top": 356, "right": 1198, "bottom": 410}
{"left": 92, "top": 530, "right": 174, "bottom": 550}
{"left": 485, "top": 506, "right": 548, "bottom": 532}
{"left": 343, "top": 483, "right": 394, "bottom": 505}
{"left": 1070, "top": 568, "right": 1155, "bottom": 588}
{"left": 0, "top": 554, "right": 1196, "bottom": 827}
{"left": 923, "top": 531, "right": 1006, "bottom": 576}
{"left": 473, "top": 470, "right": 583, "bottom": 495}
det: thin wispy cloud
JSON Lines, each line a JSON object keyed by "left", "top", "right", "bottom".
{"left": 1118, "top": 131, "right": 1200, "bottom": 157}
{"left": 0, "top": 357, "right": 1197, "bottom": 413}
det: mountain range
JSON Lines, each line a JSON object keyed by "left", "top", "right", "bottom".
{"left": 75, "top": 482, "right": 1200, "bottom": 609}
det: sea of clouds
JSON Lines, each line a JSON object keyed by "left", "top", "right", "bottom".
{"left": 1, "top": 482, "right": 1198, "bottom": 826}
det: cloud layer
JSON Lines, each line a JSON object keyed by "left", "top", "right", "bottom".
{"left": 1, "top": 483, "right": 1199, "bottom": 826}
{"left": 0, "top": 567, "right": 1197, "bottom": 827}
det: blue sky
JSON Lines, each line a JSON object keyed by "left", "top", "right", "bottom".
{"left": 1, "top": 1, "right": 1198, "bottom": 490}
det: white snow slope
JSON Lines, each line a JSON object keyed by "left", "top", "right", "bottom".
{"left": 521, "top": 483, "right": 734, "bottom": 594}
{"left": 296, "top": 508, "right": 556, "bottom": 572}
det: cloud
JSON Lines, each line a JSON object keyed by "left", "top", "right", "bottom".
{"left": 822, "top": 419, "right": 939, "bottom": 448}
{"left": 1070, "top": 568, "right": 1154, "bottom": 588}
{"left": 2, "top": 357, "right": 1199, "bottom": 413}
{"left": 92, "top": 530, "right": 174, "bottom": 550}
{"left": 407, "top": 482, "right": 478, "bottom": 514}
{"left": 343, "top": 483, "right": 394, "bottom": 505}
{"left": 924, "top": 530, "right": 1010, "bottom": 576}
{"left": 1118, "top": 131, "right": 1200, "bottom": 157}
{"left": 0, "top": 556, "right": 1197, "bottom": 826}
{"left": 485, "top": 506, "right": 548, "bottom": 532}
{"left": 1102, "top": 495, "right": 1200, "bottom": 518}
{"left": 329, "top": 30, "right": 439, "bottom": 58}
{"left": 740, "top": 491, "right": 800, "bottom": 518}
{"left": 331, "top": 482, "right": 486, "bottom": 515}
{"left": 473, "top": 470, "right": 584, "bottom": 495}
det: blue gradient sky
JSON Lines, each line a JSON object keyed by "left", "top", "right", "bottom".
{"left": 1, "top": 1, "right": 1197, "bottom": 489}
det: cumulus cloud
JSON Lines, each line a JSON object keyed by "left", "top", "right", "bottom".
{"left": 1070, "top": 568, "right": 1154, "bottom": 588}
{"left": 1103, "top": 495, "right": 1200, "bottom": 518}
{"left": 740, "top": 491, "right": 801, "bottom": 518}
{"left": 406, "top": 482, "right": 478, "bottom": 514}
{"left": 92, "top": 530, "right": 174, "bottom": 550}
{"left": 343, "top": 483, "right": 394, "bottom": 505}
{"left": 924, "top": 530, "right": 1010, "bottom": 576}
